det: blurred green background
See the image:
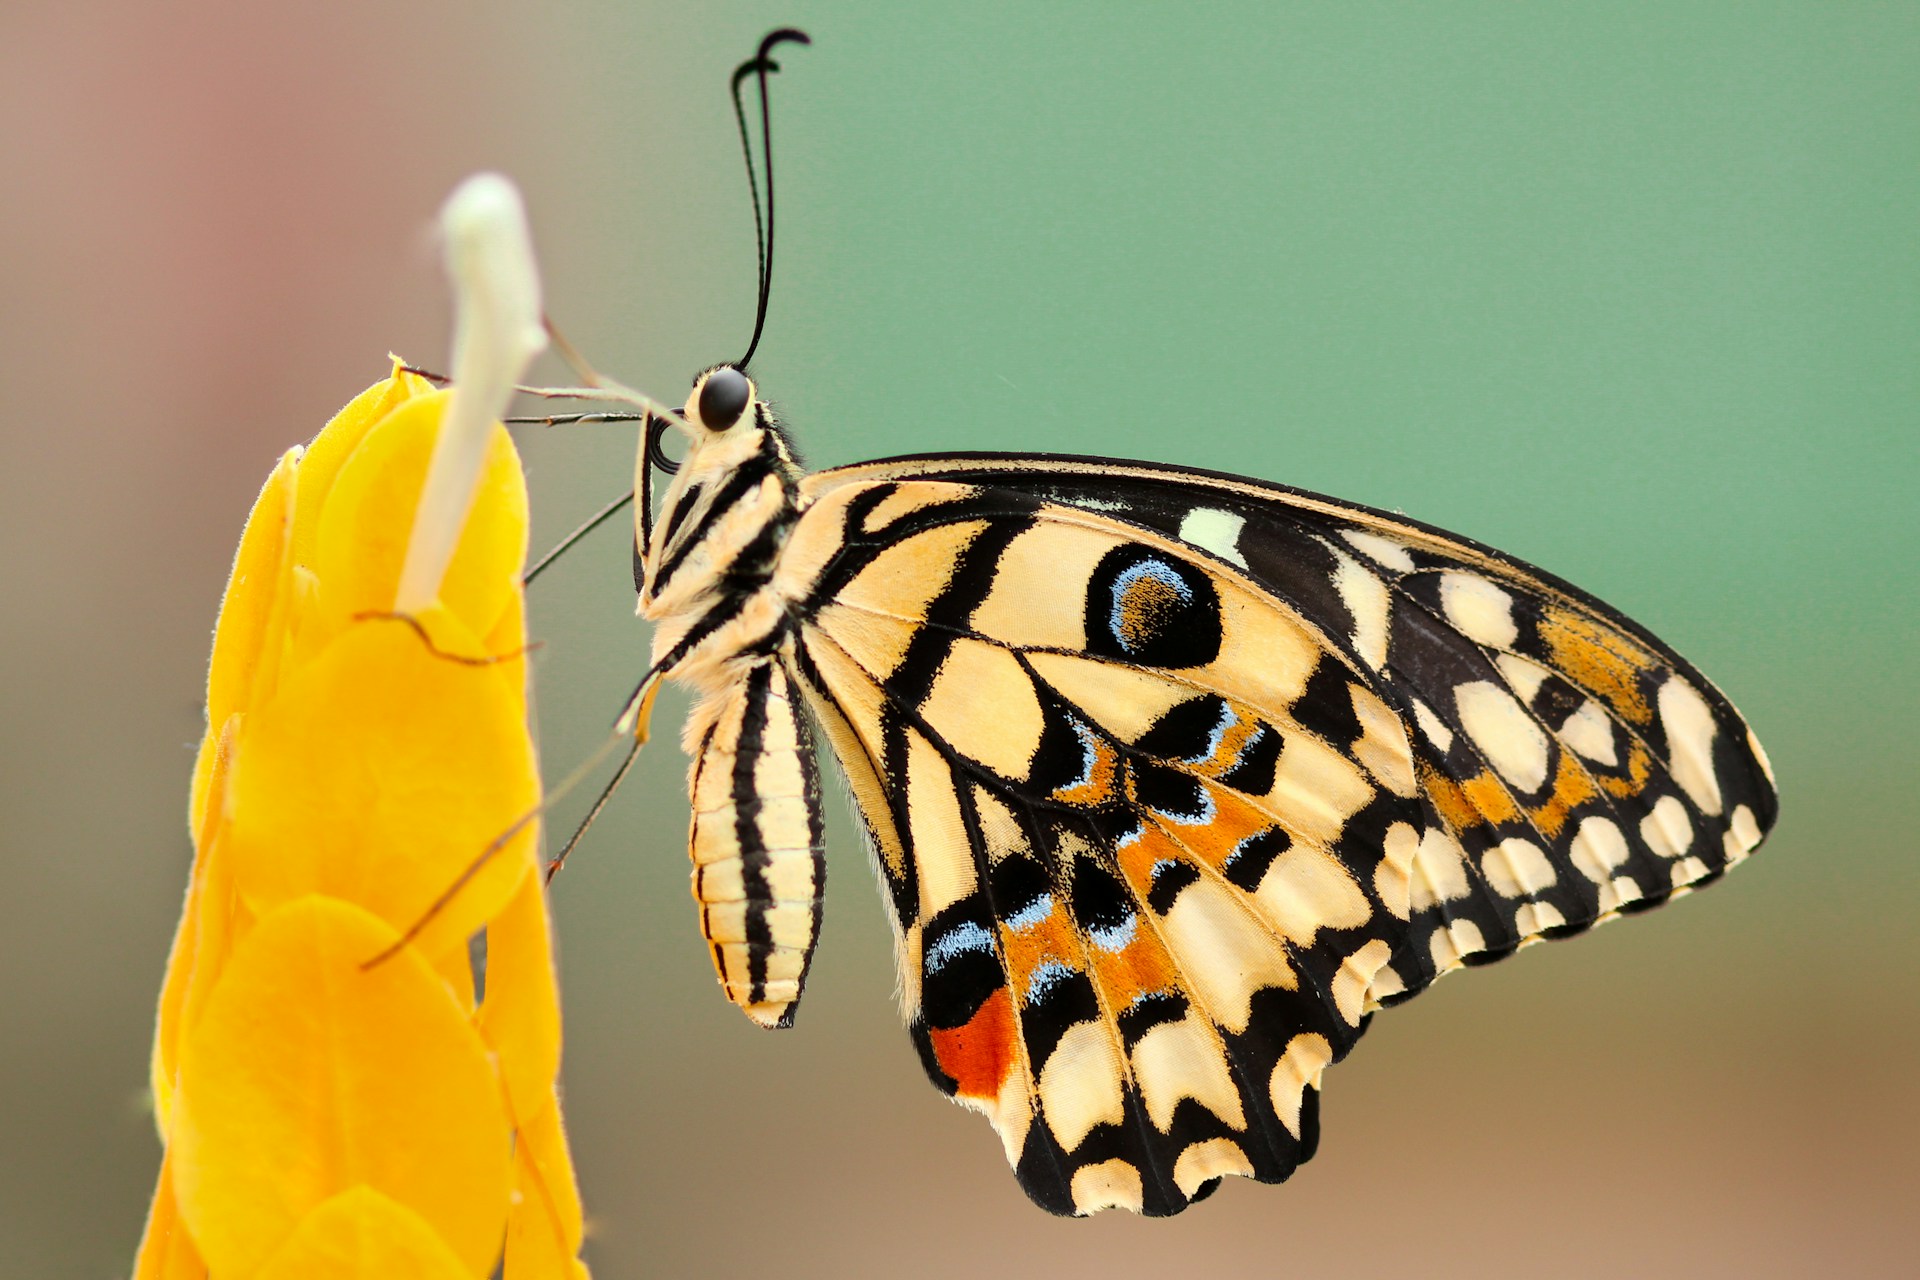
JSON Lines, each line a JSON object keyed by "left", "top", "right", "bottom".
{"left": 2, "top": 1, "right": 1914, "bottom": 1275}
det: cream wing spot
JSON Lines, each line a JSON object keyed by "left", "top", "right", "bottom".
{"left": 1569, "top": 816, "right": 1630, "bottom": 883}
{"left": 1597, "top": 874, "right": 1644, "bottom": 913}
{"left": 1409, "top": 696, "right": 1454, "bottom": 753}
{"left": 1178, "top": 507, "right": 1248, "bottom": 568}
{"left": 1159, "top": 876, "right": 1296, "bottom": 1032}
{"left": 1340, "top": 528, "right": 1416, "bottom": 573}
{"left": 1429, "top": 918, "right": 1487, "bottom": 971}
{"left": 1513, "top": 901, "right": 1567, "bottom": 936}
{"left": 1251, "top": 843, "right": 1372, "bottom": 947}
{"left": 1070, "top": 1160, "right": 1143, "bottom": 1214}
{"left": 1265, "top": 735, "right": 1375, "bottom": 846}
{"left": 1441, "top": 571, "right": 1520, "bottom": 650}
{"left": 919, "top": 639, "right": 1046, "bottom": 779}
{"left": 1331, "top": 548, "right": 1391, "bottom": 671}
{"left": 904, "top": 729, "right": 976, "bottom": 918}
{"left": 1364, "top": 963, "right": 1405, "bottom": 1006}
{"left": 1456, "top": 680, "right": 1551, "bottom": 793}
{"left": 1496, "top": 652, "right": 1549, "bottom": 704}
{"left": 1349, "top": 683, "right": 1417, "bottom": 796}
{"left": 1659, "top": 679, "right": 1725, "bottom": 817}
{"left": 1672, "top": 856, "right": 1712, "bottom": 888}
{"left": 1267, "top": 1033, "right": 1333, "bottom": 1138}
{"left": 1481, "top": 837, "right": 1556, "bottom": 898}
{"left": 1332, "top": 939, "right": 1394, "bottom": 1026}
{"left": 1639, "top": 794, "right": 1693, "bottom": 858}
{"left": 1037, "top": 1020, "right": 1127, "bottom": 1151}
{"left": 1131, "top": 1016, "right": 1246, "bottom": 1132}
{"left": 1173, "top": 1139, "right": 1253, "bottom": 1198}
{"left": 1374, "top": 821, "right": 1420, "bottom": 920}
{"left": 1408, "top": 826, "right": 1472, "bottom": 911}
{"left": 1558, "top": 698, "right": 1620, "bottom": 767}
{"left": 1724, "top": 804, "right": 1762, "bottom": 864}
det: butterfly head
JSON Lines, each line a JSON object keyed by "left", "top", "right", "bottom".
{"left": 634, "top": 363, "right": 803, "bottom": 608}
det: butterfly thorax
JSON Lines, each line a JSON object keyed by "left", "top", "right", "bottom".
{"left": 641, "top": 403, "right": 809, "bottom": 716}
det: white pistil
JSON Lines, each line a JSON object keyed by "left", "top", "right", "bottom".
{"left": 395, "top": 173, "right": 548, "bottom": 613}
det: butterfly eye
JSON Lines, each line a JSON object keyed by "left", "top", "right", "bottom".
{"left": 697, "top": 366, "right": 753, "bottom": 431}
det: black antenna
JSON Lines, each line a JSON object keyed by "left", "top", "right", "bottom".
{"left": 731, "top": 27, "right": 810, "bottom": 367}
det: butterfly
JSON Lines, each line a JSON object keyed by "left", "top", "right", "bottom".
{"left": 574, "top": 28, "right": 1777, "bottom": 1218}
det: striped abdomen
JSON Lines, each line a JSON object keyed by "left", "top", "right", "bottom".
{"left": 687, "top": 660, "right": 826, "bottom": 1028}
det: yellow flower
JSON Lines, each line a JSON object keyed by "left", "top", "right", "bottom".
{"left": 137, "top": 177, "right": 587, "bottom": 1278}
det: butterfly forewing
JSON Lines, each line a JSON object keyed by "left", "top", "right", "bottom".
{"left": 765, "top": 455, "right": 1775, "bottom": 1215}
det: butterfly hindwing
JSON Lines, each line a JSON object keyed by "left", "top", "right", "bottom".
{"left": 780, "top": 480, "right": 1428, "bottom": 1212}
{"left": 775, "top": 457, "right": 1776, "bottom": 1215}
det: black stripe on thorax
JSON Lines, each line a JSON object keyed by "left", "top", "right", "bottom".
{"left": 650, "top": 452, "right": 784, "bottom": 600}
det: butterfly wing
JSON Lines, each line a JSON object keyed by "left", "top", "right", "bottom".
{"left": 773, "top": 456, "right": 1776, "bottom": 1216}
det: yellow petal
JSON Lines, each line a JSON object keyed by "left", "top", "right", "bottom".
{"left": 172, "top": 896, "right": 512, "bottom": 1278}
{"left": 482, "top": 584, "right": 529, "bottom": 716}
{"left": 132, "top": 1152, "right": 207, "bottom": 1280}
{"left": 430, "top": 936, "right": 478, "bottom": 1015}
{"left": 191, "top": 449, "right": 297, "bottom": 834}
{"left": 477, "top": 870, "right": 561, "bottom": 1126}
{"left": 224, "top": 618, "right": 538, "bottom": 959}
{"left": 314, "top": 392, "right": 528, "bottom": 641}
{"left": 154, "top": 714, "right": 240, "bottom": 1131}
{"left": 254, "top": 1186, "right": 475, "bottom": 1280}
{"left": 505, "top": 1095, "right": 587, "bottom": 1270}
{"left": 287, "top": 366, "right": 436, "bottom": 573}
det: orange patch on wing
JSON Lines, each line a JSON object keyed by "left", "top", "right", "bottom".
{"left": 1088, "top": 924, "right": 1180, "bottom": 1014}
{"left": 1420, "top": 762, "right": 1485, "bottom": 831}
{"left": 930, "top": 987, "right": 1016, "bottom": 1102}
{"left": 1600, "top": 741, "right": 1655, "bottom": 799}
{"left": 1527, "top": 751, "right": 1597, "bottom": 838}
{"left": 1145, "top": 780, "right": 1276, "bottom": 876}
{"left": 1460, "top": 770, "right": 1522, "bottom": 825}
{"left": 1539, "top": 606, "right": 1654, "bottom": 725}
{"left": 1052, "top": 735, "right": 1122, "bottom": 807}
{"left": 1111, "top": 822, "right": 1185, "bottom": 894}
{"left": 1115, "top": 574, "right": 1184, "bottom": 649}
{"left": 1185, "top": 702, "right": 1267, "bottom": 777}
{"left": 1002, "top": 900, "right": 1081, "bottom": 998}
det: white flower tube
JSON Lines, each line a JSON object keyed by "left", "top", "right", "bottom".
{"left": 396, "top": 173, "right": 549, "bottom": 613}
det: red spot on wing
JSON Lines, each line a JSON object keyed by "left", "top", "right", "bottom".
{"left": 929, "top": 986, "right": 1015, "bottom": 1102}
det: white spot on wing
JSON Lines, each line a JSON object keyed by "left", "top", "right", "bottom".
{"left": 1330, "top": 546, "right": 1391, "bottom": 670}
{"left": 1173, "top": 1138, "right": 1253, "bottom": 1197}
{"left": 1639, "top": 795, "right": 1692, "bottom": 858}
{"left": 1409, "top": 696, "right": 1453, "bottom": 753}
{"left": 1496, "top": 652, "right": 1549, "bottom": 704}
{"left": 1455, "top": 680, "right": 1551, "bottom": 792}
{"left": 1513, "top": 900, "right": 1567, "bottom": 937}
{"left": 1178, "top": 507, "right": 1248, "bottom": 568}
{"left": 1267, "top": 1033, "right": 1332, "bottom": 1138}
{"left": 1408, "top": 826, "right": 1471, "bottom": 910}
{"left": 1723, "top": 803, "right": 1762, "bottom": 864}
{"left": 1341, "top": 528, "right": 1416, "bottom": 573}
{"left": 1039, "top": 1020, "right": 1126, "bottom": 1149}
{"left": 1659, "top": 679, "right": 1724, "bottom": 817}
{"left": 1559, "top": 698, "right": 1619, "bottom": 766}
{"left": 1132, "top": 1016, "right": 1245, "bottom": 1131}
{"left": 1482, "top": 837, "right": 1556, "bottom": 898}
{"left": 1569, "top": 816, "right": 1630, "bottom": 882}
{"left": 1440, "top": 572, "right": 1520, "bottom": 650}
{"left": 1070, "top": 1159, "right": 1143, "bottom": 1213}
{"left": 1332, "top": 939, "right": 1394, "bottom": 1025}
{"left": 1429, "top": 918, "right": 1487, "bottom": 971}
